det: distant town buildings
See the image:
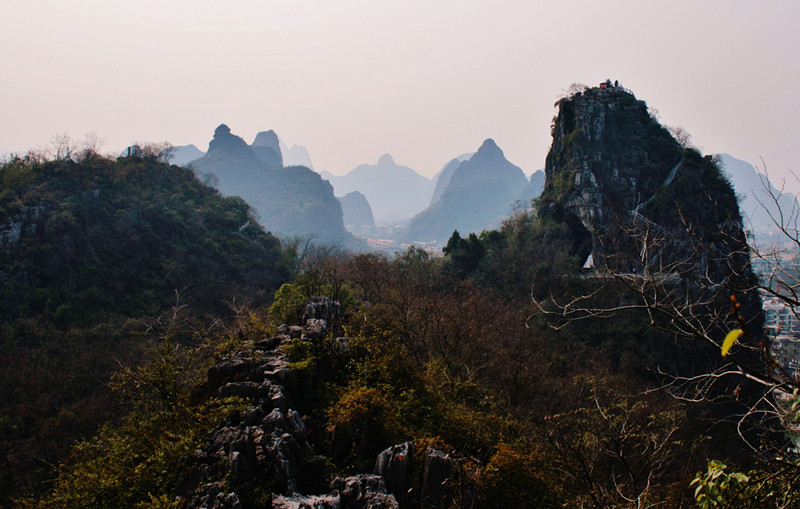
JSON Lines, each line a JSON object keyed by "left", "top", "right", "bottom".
{"left": 763, "top": 297, "right": 800, "bottom": 379}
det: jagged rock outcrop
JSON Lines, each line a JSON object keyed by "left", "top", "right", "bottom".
{"left": 421, "top": 449, "right": 455, "bottom": 509}
{"left": 177, "top": 323, "right": 327, "bottom": 506}
{"left": 405, "top": 139, "right": 528, "bottom": 243}
{"left": 374, "top": 442, "right": 414, "bottom": 499}
{"left": 252, "top": 130, "right": 284, "bottom": 169}
{"left": 190, "top": 124, "right": 348, "bottom": 244}
{"left": 303, "top": 296, "right": 341, "bottom": 325}
{"left": 538, "top": 83, "right": 750, "bottom": 280}
{"left": 332, "top": 475, "right": 399, "bottom": 509}
{"left": 177, "top": 317, "right": 401, "bottom": 509}
{"left": 338, "top": 191, "right": 375, "bottom": 236}
{"left": 175, "top": 312, "right": 464, "bottom": 509}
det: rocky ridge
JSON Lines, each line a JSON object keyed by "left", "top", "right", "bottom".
{"left": 178, "top": 300, "right": 456, "bottom": 509}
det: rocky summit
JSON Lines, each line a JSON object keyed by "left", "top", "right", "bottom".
{"left": 538, "top": 83, "right": 750, "bottom": 280}
{"left": 252, "top": 130, "right": 283, "bottom": 169}
{"left": 177, "top": 303, "right": 456, "bottom": 509}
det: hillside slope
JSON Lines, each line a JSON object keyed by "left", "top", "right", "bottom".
{"left": 0, "top": 152, "right": 293, "bottom": 499}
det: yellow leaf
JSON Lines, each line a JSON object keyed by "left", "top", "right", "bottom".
{"left": 721, "top": 329, "right": 744, "bottom": 357}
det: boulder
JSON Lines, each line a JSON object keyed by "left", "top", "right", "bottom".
{"left": 422, "top": 449, "right": 454, "bottom": 509}
{"left": 374, "top": 441, "right": 415, "bottom": 497}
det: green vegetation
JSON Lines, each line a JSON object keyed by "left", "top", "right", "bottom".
{"left": 24, "top": 307, "right": 269, "bottom": 508}
{"left": 15, "top": 234, "right": 797, "bottom": 508}
{"left": 238, "top": 248, "right": 722, "bottom": 506}
{"left": 0, "top": 154, "right": 290, "bottom": 325}
{"left": 0, "top": 151, "right": 293, "bottom": 503}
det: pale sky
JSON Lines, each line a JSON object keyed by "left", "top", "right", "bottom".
{"left": 2, "top": 1, "right": 799, "bottom": 190}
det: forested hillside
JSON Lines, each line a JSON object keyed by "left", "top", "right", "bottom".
{"left": 0, "top": 148, "right": 293, "bottom": 502}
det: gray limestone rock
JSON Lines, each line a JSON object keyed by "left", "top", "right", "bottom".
{"left": 332, "top": 474, "right": 399, "bottom": 509}
{"left": 272, "top": 494, "right": 341, "bottom": 509}
{"left": 374, "top": 441, "right": 414, "bottom": 497}
{"left": 422, "top": 449, "right": 454, "bottom": 509}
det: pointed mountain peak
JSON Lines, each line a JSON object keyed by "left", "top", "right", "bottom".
{"left": 206, "top": 124, "right": 256, "bottom": 158}
{"left": 471, "top": 138, "right": 505, "bottom": 161}
{"left": 214, "top": 124, "right": 232, "bottom": 138}
{"left": 478, "top": 138, "right": 499, "bottom": 151}
{"left": 467, "top": 138, "right": 506, "bottom": 165}
{"left": 378, "top": 154, "right": 395, "bottom": 166}
{"left": 252, "top": 130, "right": 280, "bottom": 148}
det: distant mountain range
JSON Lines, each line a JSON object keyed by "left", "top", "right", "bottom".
{"left": 280, "top": 140, "right": 314, "bottom": 169}
{"left": 322, "top": 154, "right": 434, "bottom": 225}
{"left": 404, "top": 139, "right": 534, "bottom": 243}
{"left": 169, "top": 136, "right": 794, "bottom": 248}
{"left": 170, "top": 144, "right": 205, "bottom": 166}
{"left": 189, "top": 124, "right": 349, "bottom": 244}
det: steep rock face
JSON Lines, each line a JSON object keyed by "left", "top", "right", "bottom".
{"left": 538, "top": 84, "right": 746, "bottom": 277}
{"left": 190, "top": 125, "right": 347, "bottom": 243}
{"left": 251, "top": 130, "right": 283, "bottom": 169}
{"left": 338, "top": 191, "right": 375, "bottom": 235}
{"left": 323, "top": 154, "right": 434, "bottom": 225}
{"left": 404, "top": 139, "right": 528, "bottom": 243}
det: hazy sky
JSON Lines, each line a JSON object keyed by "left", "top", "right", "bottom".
{"left": 2, "top": 1, "right": 799, "bottom": 189}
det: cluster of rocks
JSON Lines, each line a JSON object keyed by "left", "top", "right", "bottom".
{"left": 176, "top": 313, "right": 456, "bottom": 509}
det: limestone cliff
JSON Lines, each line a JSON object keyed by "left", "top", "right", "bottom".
{"left": 538, "top": 84, "right": 749, "bottom": 280}
{"left": 251, "top": 130, "right": 283, "bottom": 169}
